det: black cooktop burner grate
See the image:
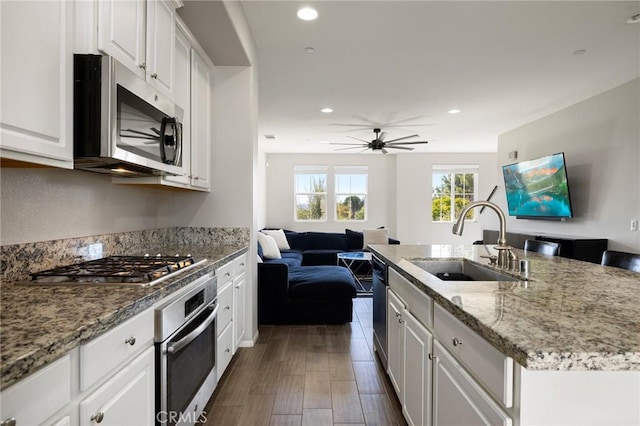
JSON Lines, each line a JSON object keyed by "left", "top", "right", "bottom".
{"left": 29, "top": 256, "right": 197, "bottom": 284}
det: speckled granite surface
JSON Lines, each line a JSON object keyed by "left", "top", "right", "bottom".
{"left": 369, "top": 244, "right": 640, "bottom": 372}
{"left": 0, "top": 227, "right": 249, "bottom": 390}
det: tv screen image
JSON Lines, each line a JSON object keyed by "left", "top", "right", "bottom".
{"left": 502, "top": 152, "right": 573, "bottom": 218}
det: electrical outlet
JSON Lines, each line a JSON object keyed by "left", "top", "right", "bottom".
{"left": 632, "top": 220, "right": 639, "bottom": 232}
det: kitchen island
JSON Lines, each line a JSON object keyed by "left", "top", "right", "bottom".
{"left": 369, "top": 243, "right": 640, "bottom": 426}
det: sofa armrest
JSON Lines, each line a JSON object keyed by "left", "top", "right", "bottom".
{"left": 258, "top": 263, "right": 290, "bottom": 298}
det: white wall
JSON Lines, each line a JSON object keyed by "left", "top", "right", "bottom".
{"left": 0, "top": 168, "right": 174, "bottom": 245}
{"left": 264, "top": 153, "right": 399, "bottom": 236}
{"left": 494, "top": 78, "right": 640, "bottom": 252}
{"left": 396, "top": 153, "right": 498, "bottom": 245}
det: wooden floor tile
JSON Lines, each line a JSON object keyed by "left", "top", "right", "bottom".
{"left": 349, "top": 338, "right": 374, "bottom": 361}
{"left": 201, "top": 405, "right": 243, "bottom": 426}
{"left": 326, "top": 332, "right": 349, "bottom": 353}
{"left": 331, "top": 380, "right": 365, "bottom": 423}
{"left": 329, "top": 352, "right": 355, "bottom": 381}
{"left": 303, "top": 371, "right": 332, "bottom": 409}
{"left": 306, "top": 351, "right": 329, "bottom": 371}
{"left": 360, "top": 393, "right": 401, "bottom": 426}
{"left": 236, "top": 393, "right": 276, "bottom": 426}
{"left": 269, "top": 415, "right": 302, "bottom": 426}
{"left": 301, "top": 409, "right": 333, "bottom": 426}
{"left": 283, "top": 350, "right": 307, "bottom": 375}
{"left": 250, "top": 359, "right": 284, "bottom": 394}
{"left": 352, "top": 361, "right": 386, "bottom": 394}
{"left": 272, "top": 375, "right": 305, "bottom": 415}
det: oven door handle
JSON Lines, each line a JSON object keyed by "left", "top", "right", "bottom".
{"left": 165, "top": 302, "right": 218, "bottom": 355}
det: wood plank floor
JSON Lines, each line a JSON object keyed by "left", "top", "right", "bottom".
{"left": 202, "top": 298, "right": 407, "bottom": 426}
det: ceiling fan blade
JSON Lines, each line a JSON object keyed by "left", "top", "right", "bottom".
{"left": 330, "top": 123, "right": 379, "bottom": 127}
{"left": 334, "top": 146, "right": 369, "bottom": 151}
{"left": 378, "top": 131, "right": 387, "bottom": 142}
{"left": 329, "top": 142, "right": 368, "bottom": 146}
{"left": 381, "top": 148, "right": 388, "bottom": 154}
{"left": 386, "top": 140, "right": 429, "bottom": 146}
{"left": 383, "top": 134, "right": 419, "bottom": 144}
{"left": 382, "top": 123, "right": 434, "bottom": 127}
{"left": 347, "top": 136, "right": 372, "bottom": 143}
{"left": 385, "top": 145, "right": 414, "bottom": 151}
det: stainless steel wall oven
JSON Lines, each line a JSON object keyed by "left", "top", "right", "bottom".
{"left": 155, "top": 273, "right": 217, "bottom": 426}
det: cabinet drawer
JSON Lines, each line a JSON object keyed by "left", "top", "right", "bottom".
{"left": 217, "top": 321, "right": 234, "bottom": 380}
{"left": 0, "top": 354, "right": 71, "bottom": 425}
{"left": 216, "top": 261, "right": 233, "bottom": 286}
{"left": 434, "top": 304, "right": 513, "bottom": 407}
{"left": 233, "top": 253, "right": 247, "bottom": 276}
{"left": 389, "top": 268, "right": 433, "bottom": 329}
{"left": 80, "top": 308, "right": 154, "bottom": 391}
{"left": 217, "top": 281, "right": 234, "bottom": 335}
{"left": 80, "top": 346, "right": 155, "bottom": 426}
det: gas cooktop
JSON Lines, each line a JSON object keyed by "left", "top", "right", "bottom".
{"left": 27, "top": 255, "right": 207, "bottom": 286}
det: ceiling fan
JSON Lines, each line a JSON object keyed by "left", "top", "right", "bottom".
{"left": 330, "top": 128, "right": 428, "bottom": 154}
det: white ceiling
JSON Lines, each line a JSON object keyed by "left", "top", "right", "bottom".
{"left": 239, "top": 1, "right": 640, "bottom": 154}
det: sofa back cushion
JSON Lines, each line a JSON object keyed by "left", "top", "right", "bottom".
{"left": 306, "top": 232, "right": 347, "bottom": 251}
{"left": 285, "top": 231, "right": 308, "bottom": 251}
{"left": 345, "top": 229, "right": 364, "bottom": 250}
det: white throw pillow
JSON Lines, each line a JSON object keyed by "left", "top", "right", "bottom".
{"left": 260, "top": 229, "right": 291, "bottom": 250}
{"left": 363, "top": 228, "right": 388, "bottom": 250}
{"left": 257, "top": 232, "right": 282, "bottom": 259}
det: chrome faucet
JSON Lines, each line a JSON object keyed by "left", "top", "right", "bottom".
{"left": 452, "top": 200, "right": 519, "bottom": 271}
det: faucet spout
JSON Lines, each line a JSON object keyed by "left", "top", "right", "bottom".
{"left": 452, "top": 200, "right": 511, "bottom": 268}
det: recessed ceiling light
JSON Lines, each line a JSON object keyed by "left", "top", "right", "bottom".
{"left": 297, "top": 7, "right": 318, "bottom": 21}
{"left": 321, "top": 107, "right": 333, "bottom": 113}
{"left": 627, "top": 13, "right": 640, "bottom": 24}
{"left": 572, "top": 49, "right": 587, "bottom": 56}
{"left": 448, "top": 109, "right": 461, "bottom": 114}
{"left": 304, "top": 47, "right": 315, "bottom": 54}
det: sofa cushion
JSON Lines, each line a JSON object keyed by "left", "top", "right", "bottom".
{"left": 302, "top": 249, "right": 344, "bottom": 266}
{"left": 261, "top": 229, "right": 291, "bottom": 250}
{"left": 264, "top": 257, "right": 302, "bottom": 267}
{"left": 285, "top": 231, "right": 308, "bottom": 251}
{"left": 280, "top": 250, "right": 304, "bottom": 262}
{"left": 288, "top": 266, "right": 356, "bottom": 300}
{"left": 363, "top": 228, "right": 388, "bottom": 250}
{"left": 257, "top": 242, "right": 264, "bottom": 260}
{"left": 345, "top": 229, "right": 364, "bottom": 250}
{"left": 257, "top": 232, "right": 281, "bottom": 259}
{"left": 306, "top": 232, "right": 347, "bottom": 250}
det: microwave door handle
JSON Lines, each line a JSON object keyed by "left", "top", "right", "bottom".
{"left": 159, "top": 118, "right": 169, "bottom": 164}
{"left": 165, "top": 302, "right": 218, "bottom": 355}
{"left": 174, "top": 120, "right": 182, "bottom": 168}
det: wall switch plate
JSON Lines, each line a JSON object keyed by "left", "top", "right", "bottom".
{"left": 632, "top": 220, "right": 639, "bottom": 232}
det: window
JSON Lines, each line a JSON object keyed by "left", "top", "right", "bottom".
{"left": 294, "top": 166, "right": 327, "bottom": 221}
{"left": 335, "top": 166, "right": 367, "bottom": 221}
{"left": 432, "top": 166, "right": 478, "bottom": 222}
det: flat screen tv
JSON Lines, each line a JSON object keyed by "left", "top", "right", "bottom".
{"left": 502, "top": 152, "right": 573, "bottom": 219}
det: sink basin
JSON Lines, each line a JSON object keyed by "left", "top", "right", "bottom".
{"left": 409, "top": 259, "right": 519, "bottom": 282}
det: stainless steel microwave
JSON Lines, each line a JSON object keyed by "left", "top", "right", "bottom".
{"left": 74, "top": 54, "right": 183, "bottom": 177}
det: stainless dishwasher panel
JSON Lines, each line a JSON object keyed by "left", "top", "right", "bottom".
{"left": 372, "top": 254, "right": 388, "bottom": 367}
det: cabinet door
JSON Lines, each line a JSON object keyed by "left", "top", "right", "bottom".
{"left": 190, "top": 49, "right": 211, "bottom": 190}
{"left": 163, "top": 22, "right": 191, "bottom": 186}
{"left": 146, "top": 0, "right": 175, "bottom": 98}
{"left": 433, "top": 341, "right": 511, "bottom": 426}
{"left": 387, "top": 289, "right": 405, "bottom": 402}
{"left": 403, "top": 311, "right": 433, "bottom": 426}
{"left": 0, "top": 0, "right": 73, "bottom": 168}
{"left": 97, "top": 0, "right": 146, "bottom": 79}
{"left": 233, "top": 272, "right": 246, "bottom": 351}
{"left": 80, "top": 347, "right": 155, "bottom": 426}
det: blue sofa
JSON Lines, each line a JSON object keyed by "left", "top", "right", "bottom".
{"left": 257, "top": 229, "right": 399, "bottom": 324}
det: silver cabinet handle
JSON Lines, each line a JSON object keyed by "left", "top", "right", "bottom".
{"left": 225, "top": 305, "right": 230, "bottom": 310}
{"left": 1, "top": 418, "right": 17, "bottom": 426}
{"left": 91, "top": 412, "right": 104, "bottom": 423}
{"left": 428, "top": 353, "right": 435, "bottom": 360}
{"left": 124, "top": 336, "right": 136, "bottom": 346}
{"left": 139, "top": 63, "right": 146, "bottom": 70}
{"left": 151, "top": 73, "right": 158, "bottom": 79}
{"left": 395, "top": 312, "right": 401, "bottom": 317}
{"left": 240, "top": 262, "right": 245, "bottom": 267}
{"left": 235, "top": 284, "right": 240, "bottom": 289}
{"left": 225, "top": 348, "right": 230, "bottom": 353}
{"left": 225, "top": 272, "right": 230, "bottom": 277}
{"left": 453, "top": 337, "right": 463, "bottom": 347}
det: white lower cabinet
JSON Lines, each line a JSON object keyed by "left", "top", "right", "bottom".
{"left": 79, "top": 346, "right": 155, "bottom": 426}
{"left": 433, "top": 341, "right": 511, "bottom": 426}
{"left": 386, "top": 288, "right": 405, "bottom": 400}
{"left": 233, "top": 272, "right": 246, "bottom": 351}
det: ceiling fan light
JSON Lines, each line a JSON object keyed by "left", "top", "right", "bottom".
{"left": 297, "top": 7, "right": 318, "bottom": 21}
{"left": 321, "top": 107, "right": 334, "bottom": 113}
{"left": 448, "top": 109, "right": 461, "bottom": 114}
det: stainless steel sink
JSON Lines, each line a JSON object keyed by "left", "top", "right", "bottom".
{"left": 409, "top": 259, "right": 519, "bottom": 282}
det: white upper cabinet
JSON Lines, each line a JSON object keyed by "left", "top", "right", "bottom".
{"left": 190, "top": 48, "right": 212, "bottom": 191}
{"left": 0, "top": 0, "right": 73, "bottom": 168}
{"left": 98, "top": 0, "right": 176, "bottom": 99}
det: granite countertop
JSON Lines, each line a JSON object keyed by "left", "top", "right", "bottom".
{"left": 0, "top": 244, "right": 248, "bottom": 390}
{"left": 369, "top": 244, "right": 640, "bottom": 372}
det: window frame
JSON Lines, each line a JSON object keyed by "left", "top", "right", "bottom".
{"left": 334, "top": 166, "right": 368, "bottom": 222}
{"left": 431, "top": 166, "right": 479, "bottom": 223}
{"left": 293, "top": 166, "right": 328, "bottom": 222}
